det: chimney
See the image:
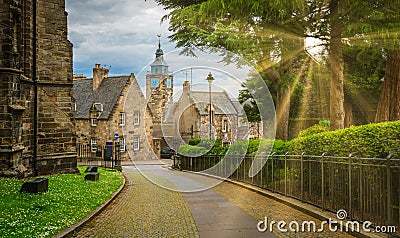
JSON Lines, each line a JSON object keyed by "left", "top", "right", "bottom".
{"left": 93, "top": 64, "right": 109, "bottom": 91}
{"left": 183, "top": 80, "right": 190, "bottom": 94}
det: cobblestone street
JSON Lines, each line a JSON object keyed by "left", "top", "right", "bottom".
{"left": 75, "top": 163, "right": 355, "bottom": 237}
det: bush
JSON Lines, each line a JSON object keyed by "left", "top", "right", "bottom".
{"left": 186, "top": 138, "right": 228, "bottom": 154}
{"left": 298, "top": 124, "right": 328, "bottom": 138}
{"left": 178, "top": 144, "right": 208, "bottom": 157}
{"left": 290, "top": 120, "right": 400, "bottom": 157}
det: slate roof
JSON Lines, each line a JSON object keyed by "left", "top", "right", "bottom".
{"left": 189, "top": 91, "right": 239, "bottom": 115}
{"left": 73, "top": 76, "right": 130, "bottom": 119}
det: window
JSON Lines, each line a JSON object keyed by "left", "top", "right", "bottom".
{"left": 119, "top": 138, "right": 126, "bottom": 152}
{"left": 90, "top": 138, "right": 97, "bottom": 152}
{"left": 119, "top": 112, "right": 125, "bottom": 126}
{"left": 134, "top": 111, "right": 140, "bottom": 125}
{"left": 133, "top": 136, "right": 140, "bottom": 151}
{"left": 222, "top": 120, "right": 228, "bottom": 132}
{"left": 91, "top": 118, "right": 98, "bottom": 126}
{"left": 94, "top": 103, "right": 103, "bottom": 112}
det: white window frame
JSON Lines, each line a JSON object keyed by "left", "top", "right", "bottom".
{"left": 91, "top": 118, "right": 98, "bottom": 127}
{"left": 222, "top": 120, "right": 228, "bottom": 132}
{"left": 90, "top": 138, "right": 97, "bottom": 152}
{"left": 119, "top": 138, "right": 126, "bottom": 152}
{"left": 133, "top": 136, "right": 140, "bottom": 151}
{"left": 134, "top": 111, "right": 140, "bottom": 125}
{"left": 94, "top": 103, "right": 103, "bottom": 112}
{"left": 119, "top": 112, "right": 125, "bottom": 126}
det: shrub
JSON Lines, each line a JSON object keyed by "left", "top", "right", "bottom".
{"left": 187, "top": 138, "right": 227, "bottom": 154}
{"left": 298, "top": 124, "right": 328, "bottom": 138}
{"left": 178, "top": 144, "right": 208, "bottom": 157}
{"left": 290, "top": 120, "right": 400, "bottom": 158}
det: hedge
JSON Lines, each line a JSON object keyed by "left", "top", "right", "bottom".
{"left": 290, "top": 120, "right": 400, "bottom": 158}
{"left": 178, "top": 120, "right": 400, "bottom": 158}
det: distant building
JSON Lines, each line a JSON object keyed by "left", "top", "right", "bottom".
{"left": 0, "top": 0, "right": 77, "bottom": 177}
{"left": 165, "top": 80, "right": 249, "bottom": 147}
{"left": 73, "top": 64, "right": 155, "bottom": 160}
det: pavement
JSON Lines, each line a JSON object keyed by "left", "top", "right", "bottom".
{"left": 74, "top": 161, "right": 355, "bottom": 237}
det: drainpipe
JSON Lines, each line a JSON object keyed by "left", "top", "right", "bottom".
{"left": 32, "top": 0, "right": 38, "bottom": 176}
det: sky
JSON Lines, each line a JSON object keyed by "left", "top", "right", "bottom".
{"left": 65, "top": 0, "right": 254, "bottom": 99}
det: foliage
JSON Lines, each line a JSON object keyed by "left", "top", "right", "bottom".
{"left": 318, "top": 120, "right": 330, "bottom": 130}
{"left": 187, "top": 138, "right": 228, "bottom": 154}
{"left": 298, "top": 124, "right": 328, "bottom": 138}
{"left": 178, "top": 144, "right": 208, "bottom": 157}
{"left": 0, "top": 167, "right": 123, "bottom": 238}
{"left": 290, "top": 120, "right": 400, "bottom": 158}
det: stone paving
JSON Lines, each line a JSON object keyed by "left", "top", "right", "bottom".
{"left": 75, "top": 164, "right": 355, "bottom": 237}
{"left": 75, "top": 170, "right": 198, "bottom": 237}
{"left": 212, "top": 182, "right": 355, "bottom": 238}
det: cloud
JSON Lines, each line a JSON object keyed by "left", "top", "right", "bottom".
{"left": 65, "top": 1, "right": 254, "bottom": 101}
{"left": 66, "top": 0, "right": 171, "bottom": 76}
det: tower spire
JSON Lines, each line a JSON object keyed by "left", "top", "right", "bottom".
{"left": 155, "top": 34, "right": 163, "bottom": 58}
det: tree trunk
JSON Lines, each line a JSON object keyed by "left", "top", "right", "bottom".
{"left": 329, "top": 0, "right": 345, "bottom": 130}
{"left": 276, "top": 84, "right": 290, "bottom": 141}
{"left": 344, "top": 97, "right": 353, "bottom": 128}
{"left": 375, "top": 50, "right": 400, "bottom": 122}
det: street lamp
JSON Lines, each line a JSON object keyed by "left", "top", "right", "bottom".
{"left": 205, "top": 72, "right": 214, "bottom": 140}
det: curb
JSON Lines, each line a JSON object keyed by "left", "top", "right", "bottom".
{"left": 53, "top": 172, "right": 126, "bottom": 238}
{"left": 181, "top": 169, "right": 386, "bottom": 238}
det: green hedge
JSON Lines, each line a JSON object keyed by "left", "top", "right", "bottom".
{"left": 179, "top": 121, "right": 400, "bottom": 158}
{"left": 290, "top": 120, "right": 400, "bottom": 157}
{"left": 178, "top": 144, "right": 208, "bottom": 157}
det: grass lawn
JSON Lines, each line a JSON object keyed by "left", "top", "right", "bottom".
{"left": 0, "top": 166, "right": 123, "bottom": 238}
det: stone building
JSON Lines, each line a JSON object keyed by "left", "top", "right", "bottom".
{"left": 73, "top": 64, "right": 156, "bottom": 160}
{"left": 144, "top": 40, "right": 174, "bottom": 156}
{"left": 166, "top": 80, "right": 246, "bottom": 147}
{"left": 0, "top": 0, "right": 77, "bottom": 177}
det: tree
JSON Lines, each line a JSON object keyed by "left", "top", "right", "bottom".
{"left": 375, "top": 51, "right": 400, "bottom": 122}
{"left": 156, "top": 0, "right": 400, "bottom": 133}
{"left": 156, "top": 0, "right": 309, "bottom": 140}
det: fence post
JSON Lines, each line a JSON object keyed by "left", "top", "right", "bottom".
{"left": 348, "top": 152, "right": 356, "bottom": 218}
{"left": 321, "top": 152, "right": 326, "bottom": 210}
{"left": 301, "top": 152, "right": 305, "bottom": 202}
{"left": 271, "top": 152, "right": 275, "bottom": 192}
{"left": 285, "top": 152, "right": 288, "bottom": 196}
{"left": 260, "top": 155, "right": 264, "bottom": 187}
{"left": 386, "top": 153, "right": 394, "bottom": 225}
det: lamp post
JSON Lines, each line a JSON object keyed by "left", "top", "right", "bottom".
{"left": 205, "top": 72, "right": 214, "bottom": 140}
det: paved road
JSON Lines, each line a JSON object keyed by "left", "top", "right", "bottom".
{"left": 76, "top": 162, "right": 354, "bottom": 237}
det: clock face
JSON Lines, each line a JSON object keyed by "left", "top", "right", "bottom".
{"left": 151, "top": 78, "right": 159, "bottom": 88}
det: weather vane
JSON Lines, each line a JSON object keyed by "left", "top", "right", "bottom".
{"left": 157, "top": 34, "right": 161, "bottom": 49}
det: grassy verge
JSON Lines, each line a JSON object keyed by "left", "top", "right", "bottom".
{"left": 0, "top": 166, "right": 123, "bottom": 238}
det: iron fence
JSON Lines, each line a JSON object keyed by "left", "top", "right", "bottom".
{"left": 179, "top": 153, "right": 400, "bottom": 234}
{"left": 77, "top": 144, "right": 121, "bottom": 168}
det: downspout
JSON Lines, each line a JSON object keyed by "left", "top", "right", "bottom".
{"left": 32, "top": 0, "right": 38, "bottom": 176}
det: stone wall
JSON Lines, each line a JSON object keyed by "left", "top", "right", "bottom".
{"left": 0, "top": 0, "right": 77, "bottom": 177}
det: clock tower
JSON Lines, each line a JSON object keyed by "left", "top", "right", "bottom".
{"left": 146, "top": 36, "right": 173, "bottom": 155}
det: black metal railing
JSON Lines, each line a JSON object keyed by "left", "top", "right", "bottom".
{"left": 179, "top": 153, "right": 400, "bottom": 234}
{"left": 77, "top": 144, "right": 121, "bottom": 168}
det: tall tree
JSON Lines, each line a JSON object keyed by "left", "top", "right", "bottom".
{"left": 375, "top": 51, "right": 400, "bottom": 122}
{"left": 156, "top": 0, "right": 400, "bottom": 133}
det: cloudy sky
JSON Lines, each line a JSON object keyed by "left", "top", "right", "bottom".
{"left": 65, "top": 0, "right": 256, "bottom": 98}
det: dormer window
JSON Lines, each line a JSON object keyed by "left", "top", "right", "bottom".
{"left": 94, "top": 103, "right": 103, "bottom": 112}
{"left": 91, "top": 118, "right": 98, "bottom": 127}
